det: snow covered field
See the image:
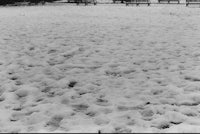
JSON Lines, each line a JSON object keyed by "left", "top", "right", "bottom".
{"left": 0, "top": 4, "right": 200, "bottom": 133}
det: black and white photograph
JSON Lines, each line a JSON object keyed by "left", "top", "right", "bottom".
{"left": 0, "top": 0, "right": 200, "bottom": 133}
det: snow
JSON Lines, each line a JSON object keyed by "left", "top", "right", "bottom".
{"left": 0, "top": 3, "right": 200, "bottom": 133}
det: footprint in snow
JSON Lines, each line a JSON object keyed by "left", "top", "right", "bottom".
{"left": 45, "top": 115, "right": 64, "bottom": 131}
{"left": 71, "top": 103, "right": 89, "bottom": 112}
{"left": 95, "top": 98, "right": 111, "bottom": 106}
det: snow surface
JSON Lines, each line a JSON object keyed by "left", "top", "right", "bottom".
{"left": 0, "top": 4, "right": 200, "bottom": 133}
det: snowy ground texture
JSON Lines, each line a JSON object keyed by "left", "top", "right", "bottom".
{"left": 0, "top": 3, "right": 200, "bottom": 133}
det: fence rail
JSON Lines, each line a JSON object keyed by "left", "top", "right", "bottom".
{"left": 186, "top": 0, "right": 200, "bottom": 6}
{"left": 158, "top": 0, "right": 180, "bottom": 3}
{"left": 0, "top": 0, "right": 200, "bottom": 6}
{"left": 126, "top": 0, "right": 150, "bottom": 6}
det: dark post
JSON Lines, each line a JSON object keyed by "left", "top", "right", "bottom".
{"left": 136, "top": 0, "right": 139, "bottom": 6}
{"left": 186, "top": 0, "right": 189, "bottom": 6}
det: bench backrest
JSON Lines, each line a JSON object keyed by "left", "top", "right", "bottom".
{"left": 127, "top": 0, "right": 150, "bottom": 2}
{"left": 187, "top": 0, "right": 200, "bottom": 2}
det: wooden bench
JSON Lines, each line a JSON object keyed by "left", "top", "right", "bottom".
{"left": 28, "top": 1, "right": 45, "bottom": 5}
{"left": 126, "top": 0, "right": 150, "bottom": 6}
{"left": 68, "top": 0, "right": 97, "bottom": 5}
{"left": 67, "top": 0, "right": 76, "bottom": 3}
{"left": 186, "top": 0, "right": 200, "bottom": 6}
{"left": 158, "top": 0, "right": 180, "bottom": 3}
{"left": 113, "top": 0, "right": 125, "bottom": 3}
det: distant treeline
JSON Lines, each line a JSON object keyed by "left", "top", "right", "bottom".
{"left": 0, "top": 0, "right": 57, "bottom": 5}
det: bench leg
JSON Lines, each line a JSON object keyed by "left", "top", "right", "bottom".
{"left": 136, "top": 3, "right": 139, "bottom": 6}
{"left": 41, "top": 1, "right": 45, "bottom": 5}
{"left": 126, "top": 3, "right": 128, "bottom": 6}
{"left": 148, "top": 3, "right": 150, "bottom": 6}
{"left": 76, "top": 0, "right": 79, "bottom": 5}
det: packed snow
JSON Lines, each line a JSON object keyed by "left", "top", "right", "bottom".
{"left": 0, "top": 3, "right": 200, "bottom": 133}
